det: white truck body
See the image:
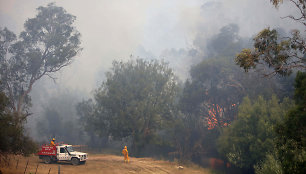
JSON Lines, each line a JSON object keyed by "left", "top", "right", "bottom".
{"left": 56, "top": 145, "right": 88, "bottom": 162}
{"left": 39, "top": 144, "right": 88, "bottom": 165}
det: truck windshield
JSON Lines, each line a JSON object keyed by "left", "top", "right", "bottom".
{"left": 66, "top": 146, "right": 74, "bottom": 152}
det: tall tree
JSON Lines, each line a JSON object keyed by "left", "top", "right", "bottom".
{"left": 233, "top": 1, "right": 305, "bottom": 172}
{"left": 0, "top": 3, "right": 81, "bottom": 121}
{"left": 275, "top": 71, "right": 306, "bottom": 174}
{"left": 80, "top": 59, "right": 178, "bottom": 156}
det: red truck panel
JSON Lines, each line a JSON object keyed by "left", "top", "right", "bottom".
{"left": 38, "top": 145, "right": 57, "bottom": 156}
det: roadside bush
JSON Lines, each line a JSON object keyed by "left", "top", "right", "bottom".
{"left": 254, "top": 153, "right": 283, "bottom": 174}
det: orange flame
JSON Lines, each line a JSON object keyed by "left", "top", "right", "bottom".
{"left": 206, "top": 103, "right": 236, "bottom": 130}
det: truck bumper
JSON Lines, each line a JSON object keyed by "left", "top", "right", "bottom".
{"left": 79, "top": 154, "right": 88, "bottom": 161}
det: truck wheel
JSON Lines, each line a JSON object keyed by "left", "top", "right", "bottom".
{"left": 71, "top": 158, "right": 80, "bottom": 165}
{"left": 43, "top": 156, "right": 52, "bottom": 164}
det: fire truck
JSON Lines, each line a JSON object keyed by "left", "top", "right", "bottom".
{"left": 38, "top": 144, "right": 88, "bottom": 165}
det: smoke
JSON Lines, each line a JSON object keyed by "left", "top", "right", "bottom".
{"left": 1, "top": 0, "right": 301, "bottom": 92}
{"left": 0, "top": 0, "right": 303, "bottom": 139}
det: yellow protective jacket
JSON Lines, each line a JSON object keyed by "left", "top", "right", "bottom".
{"left": 122, "top": 148, "right": 128, "bottom": 156}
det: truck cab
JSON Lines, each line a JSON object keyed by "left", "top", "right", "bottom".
{"left": 38, "top": 144, "right": 88, "bottom": 165}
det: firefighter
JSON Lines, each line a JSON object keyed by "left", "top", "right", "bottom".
{"left": 50, "top": 138, "right": 56, "bottom": 146}
{"left": 122, "top": 146, "right": 129, "bottom": 163}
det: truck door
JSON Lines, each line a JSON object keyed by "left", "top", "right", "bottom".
{"left": 58, "top": 147, "right": 70, "bottom": 161}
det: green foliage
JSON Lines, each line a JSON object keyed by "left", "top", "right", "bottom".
{"left": 176, "top": 56, "right": 248, "bottom": 162}
{"left": 175, "top": 25, "right": 246, "bottom": 160}
{"left": 0, "top": 3, "right": 81, "bottom": 116}
{"left": 293, "top": 71, "right": 306, "bottom": 106}
{"left": 0, "top": 91, "right": 37, "bottom": 156}
{"left": 235, "top": 28, "right": 305, "bottom": 76}
{"left": 254, "top": 153, "right": 283, "bottom": 174}
{"left": 236, "top": 0, "right": 305, "bottom": 77}
{"left": 77, "top": 99, "right": 96, "bottom": 134}
{"left": 176, "top": 24, "right": 293, "bottom": 164}
{"left": 184, "top": 55, "right": 288, "bottom": 131}
{"left": 275, "top": 71, "right": 306, "bottom": 174}
{"left": 234, "top": 1, "right": 305, "bottom": 171}
{"left": 78, "top": 59, "right": 178, "bottom": 156}
{"left": 77, "top": 99, "right": 106, "bottom": 148}
{"left": 0, "top": 3, "right": 79, "bottom": 156}
{"left": 169, "top": 111, "right": 220, "bottom": 162}
{"left": 234, "top": 1, "right": 306, "bottom": 171}
{"left": 217, "top": 96, "right": 294, "bottom": 170}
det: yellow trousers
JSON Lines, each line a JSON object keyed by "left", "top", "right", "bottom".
{"left": 124, "top": 155, "right": 129, "bottom": 163}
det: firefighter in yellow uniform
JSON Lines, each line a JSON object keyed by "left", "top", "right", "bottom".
{"left": 50, "top": 138, "right": 56, "bottom": 146}
{"left": 122, "top": 146, "right": 129, "bottom": 163}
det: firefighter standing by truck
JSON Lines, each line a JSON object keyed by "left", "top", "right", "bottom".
{"left": 122, "top": 146, "right": 129, "bottom": 163}
{"left": 50, "top": 138, "right": 56, "bottom": 146}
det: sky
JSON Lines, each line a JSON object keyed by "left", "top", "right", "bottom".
{"left": 0, "top": 0, "right": 301, "bottom": 93}
{"left": 0, "top": 0, "right": 303, "bottom": 136}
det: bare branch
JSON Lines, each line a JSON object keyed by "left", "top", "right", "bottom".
{"left": 45, "top": 73, "right": 57, "bottom": 83}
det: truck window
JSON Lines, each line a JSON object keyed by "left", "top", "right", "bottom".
{"left": 66, "top": 146, "right": 74, "bottom": 152}
{"left": 60, "top": 148, "right": 65, "bottom": 153}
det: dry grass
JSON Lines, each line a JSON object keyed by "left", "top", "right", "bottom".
{"left": 0, "top": 154, "right": 211, "bottom": 174}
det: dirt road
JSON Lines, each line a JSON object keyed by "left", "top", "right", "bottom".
{"left": 0, "top": 154, "right": 210, "bottom": 174}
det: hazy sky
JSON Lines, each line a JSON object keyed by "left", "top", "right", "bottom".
{"left": 0, "top": 0, "right": 303, "bottom": 117}
{"left": 0, "top": 0, "right": 301, "bottom": 94}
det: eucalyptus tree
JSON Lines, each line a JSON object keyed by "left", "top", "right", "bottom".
{"left": 0, "top": 3, "right": 81, "bottom": 122}
{"left": 235, "top": 0, "right": 305, "bottom": 76}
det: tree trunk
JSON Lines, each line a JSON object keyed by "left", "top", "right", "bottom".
{"left": 15, "top": 79, "right": 34, "bottom": 126}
